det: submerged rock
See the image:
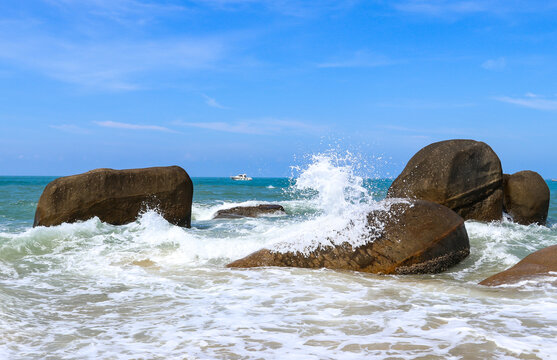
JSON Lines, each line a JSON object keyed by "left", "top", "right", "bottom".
{"left": 213, "top": 204, "right": 286, "bottom": 219}
{"left": 503, "top": 171, "right": 550, "bottom": 225}
{"left": 387, "top": 139, "right": 503, "bottom": 222}
{"left": 479, "top": 245, "right": 557, "bottom": 286}
{"left": 34, "top": 166, "right": 193, "bottom": 227}
{"left": 227, "top": 199, "right": 470, "bottom": 274}
{"left": 131, "top": 259, "right": 158, "bottom": 268}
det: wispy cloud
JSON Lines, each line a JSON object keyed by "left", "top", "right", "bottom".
{"left": 317, "top": 50, "right": 394, "bottom": 68}
{"left": 374, "top": 99, "right": 476, "bottom": 109}
{"left": 95, "top": 121, "right": 176, "bottom": 132}
{"left": 178, "top": 121, "right": 262, "bottom": 134}
{"left": 392, "top": 0, "right": 557, "bottom": 17}
{"left": 202, "top": 94, "right": 229, "bottom": 109}
{"left": 48, "top": 0, "right": 360, "bottom": 19}
{"left": 482, "top": 57, "right": 506, "bottom": 70}
{"left": 50, "top": 124, "right": 92, "bottom": 134}
{"left": 195, "top": 0, "right": 359, "bottom": 17}
{"left": 0, "top": 30, "right": 228, "bottom": 90}
{"left": 379, "top": 124, "right": 476, "bottom": 136}
{"left": 43, "top": 0, "right": 188, "bottom": 24}
{"left": 393, "top": 1, "right": 487, "bottom": 16}
{"left": 0, "top": 1, "right": 235, "bottom": 91}
{"left": 494, "top": 94, "right": 557, "bottom": 111}
{"left": 175, "top": 118, "right": 324, "bottom": 135}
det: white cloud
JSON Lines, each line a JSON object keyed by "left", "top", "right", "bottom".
{"left": 94, "top": 121, "right": 176, "bottom": 132}
{"left": 50, "top": 124, "right": 92, "bottom": 134}
{"left": 482, "top": 57, "right": 506, "bottom": 70}
{"left": 393, "top": 1, "right": 487, "bottom": 16}
{"left": 194, "top": 0, "right": 358, "bottom": 17}
{"left": 317, "top": 50, "right": 394, "bottom": 68}
{"left": 179, "top": 121, "right": 262, "bottom": 134}
{"left": 380, "top": 124, "right": 474, "bottom": 136}
{"left": 175, "top": 118, "right": 324, "bottom": 135}
{"left": 0, "top": 32, "right": 227, "bottom": 90}
{"left": 0, "top": 8, "right": 232, "bottom": 91}
{"left": 391, "top": 0, "right": 557, "bottom": 18}
{"left": 374, "top": 100, "right": 475, "bottom": 109}
{"left": 43, "top": 0, "right": 188, "bottom": 24}
{"left": 202, "top": 94, "right": 229, "bottom": 109}
{"left": 44, "top": 0, "right": 360, "bottom": 20}
{"left": 495, "top": 95, "right": 557, "bottom": 111}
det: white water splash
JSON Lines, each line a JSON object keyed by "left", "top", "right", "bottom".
{"left": 265, "top": 152, "right": 390, "bottom": 255}
{"left": 292, "top": 152, "right": 371, "bottom": 215}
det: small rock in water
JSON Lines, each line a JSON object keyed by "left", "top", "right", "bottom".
{"left": 213, "top": 204, "right": 286, "bottom": 219}
{"left": 132, "top": 259, "right": 158, "bottom": 268}
{"left": 227, "top": 199, "right": 470, "bottom": 275}
{"left": 479, "top": 245, "right": 557, "bottom": 286}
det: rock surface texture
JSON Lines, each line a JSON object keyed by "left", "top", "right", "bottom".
{"left": 503, "top": 171, "right": 550, "bottom": 225}
{"left": 387, "top": 139, "right": 503, "bottom": 222}
{"left": 34, "top": 166, "right": 193, "bottom": 227}
{"left": 227, "top": 199, "right": 470, "bottom": 274}
{"left": 479, "top": 245, "right": 557, "bottom": 286}
{"left": 214, "top": 204, "right": 286, "bottom": 219}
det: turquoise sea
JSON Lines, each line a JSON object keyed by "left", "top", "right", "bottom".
{"left": 1, "top": 155, "right": 556, "bottom": 359}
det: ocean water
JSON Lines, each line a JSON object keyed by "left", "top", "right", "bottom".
{"left": 1, "top": 154, "right": 556, "bottom": 359}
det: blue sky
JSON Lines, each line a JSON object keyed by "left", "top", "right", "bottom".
{"left": 1, "top": 0, "right": 556, "bottom": 177}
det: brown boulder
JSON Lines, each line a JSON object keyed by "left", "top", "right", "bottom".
{"left": 387, "top": 139, "right": 503, "bottom": 222}
{"left": 227, "top": 199, "right": 470, "bottom": 274}
{"left": 214, "top": 204, "right": 285, "bottom": 219}
{"left": 34, "top": 166, "right": 193, "bottom": 227}
{"left": 479, "top": 245, "right": 557, "bottom": 286}
{"left": 503, "top": 171, "right": 549, "bottom": 225}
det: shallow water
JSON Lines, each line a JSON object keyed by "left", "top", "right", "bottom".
{"left": 1, "top": 155, "right": 556, "bottom": 359}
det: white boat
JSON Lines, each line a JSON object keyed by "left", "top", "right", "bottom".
{"left": 230, "top": 174, "right": 252, "bottom": 181}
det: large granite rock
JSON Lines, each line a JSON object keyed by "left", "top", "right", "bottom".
{"left": 214, "top": 204, "right": 286, "bottom": 219}
{"left": 387, "top": 139, "right": 503, "bottom": 222}
{"left": 503, "top": 171, "right": 550, "bottom": 225}
{"left": 480, "top": 245, "right": 557, "bottom": 286}
{"left": 34, "top": 166, "right": 193, "bottom": 227}
{"left": 227, "top": 199, "right": 470, "bottom": 274}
